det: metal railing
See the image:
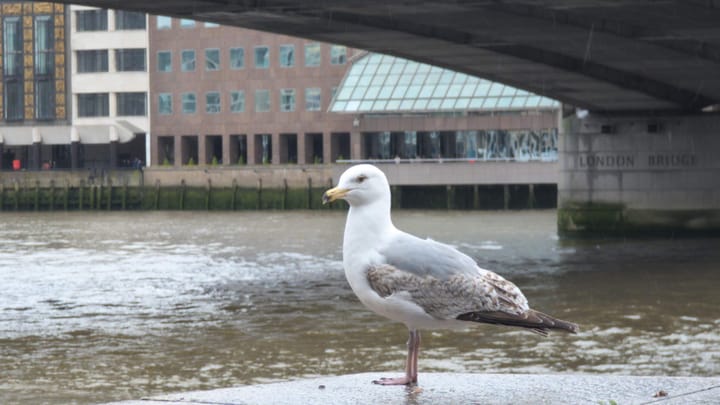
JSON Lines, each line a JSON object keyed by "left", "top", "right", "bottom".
{"left": 336, "top": 156, "right": 558, "bottom": 164}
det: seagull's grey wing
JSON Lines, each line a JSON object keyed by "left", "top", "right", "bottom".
{"left": 371, "top": 233, "right": 579, "bottom": 335}
{"left": 378, "top": 232, "right": 480, "bottom": 280}
{"left": 367, "top": 262, "right": 529, "bottom": 321}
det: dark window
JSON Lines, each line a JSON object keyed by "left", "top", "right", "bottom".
{"left": 77, "top": 50, "right": 108, "bottom": 73}
{"left": 3, "top": 17, "right": 22, "bottom": 76}
{"left": 3, "top": 17, "right": 23, "bottom": 76}
{"left": 304, "top": 43, "right": 320, "bottom": 67}
{"left": 116, "top": 49, "right": 146, "bottom": 71}
{"left": 158, "top": 93, "right": 172, "bottom": 115}
{"left": 35, "top": 79, "right": 54, "bottom": 120}
{"left": 205, "top": 48, "right": 220, "bottom": 71}
{"left": 3, "top": 16, "right": 23, "bottom": 121}
{"left": 280, "top": 88, "right": 295, "bottom": 112}
{"left": 254, "top": 46, "right": 269, "bottom": 69}
{"left": 255, "top": 89, "right": 270, "bottom": 112}
{"left": 77, "top": 93, "right": 109, "bottom": 117}
{"left": 76, "top": 9, "right": 108, "bottom": 31}
{"left": 182, "top": 93, "right": 196, "bottom": 114}
{"left": 206, "top": 92, "right": 221, "bottom": 113}
{"left": 230, "top": 91, "right": 245, "bottom": 112}
{"left": 305, "top": 88, "right": 321, "bottom": 111}
{"left": 4, "top": 81, "right": 23, "bottom": 121}
{"left": 229, "top": 47, "right": 244, "bottom": 69}
{"left": 181, "top": 49, "right": 195, "bottom": 71}
{"left": 116, "top": 92, "right": 147, "bottom": 116}
{"left": 279, "top": 45, "right": 294, "bottom": 67}
{"left": 34, "top": 16, "right": 54, "bottom": 75}
{"left": 115, "top": 10, "right": 146, "bottom": 30}
{"left": 157, "top": 51, "right": 171, "bottom": 72}
{"left": 331, "top": 45, "right": 346, "bottom": 65}
{"left": 34, "top": 15, "right": 54, "bottom": 120}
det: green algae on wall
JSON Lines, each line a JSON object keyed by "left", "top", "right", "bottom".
{"left": 559, "top": 201, "right": 720, "bottom": 237}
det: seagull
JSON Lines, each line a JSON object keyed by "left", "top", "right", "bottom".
{"left": 322, "top": 164, "right": 578, "bottom": 386}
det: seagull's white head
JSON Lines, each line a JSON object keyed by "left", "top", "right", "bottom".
{"left": 322, "top": 164, "right": 390, "bottom": 207}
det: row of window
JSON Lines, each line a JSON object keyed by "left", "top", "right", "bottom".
{"left": 157, "top": 44, "right": 346, "bottom": 72}
{"left": 75, "top": 44, "right": 345, "bottom": 76}
{"left": 76, "top": 9, "right": 146, "bottom": 31}
{"left": 157, "top": 88, "right": 326, "bottom": 115}
{"left": 77, "top": 49, "right": 146, "bottom": 73}
{"left": 77, "top": 92, "right": 147, "bottom": 117}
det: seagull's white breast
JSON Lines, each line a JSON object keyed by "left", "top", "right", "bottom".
{"left": 342, "top": 222, "right": 462, "bottom": 330}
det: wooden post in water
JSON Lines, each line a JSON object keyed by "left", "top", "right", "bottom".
{"left": 64, "top": 181, "right": 69, "bottom": 211}
{"left": 106, "top": 179, "right": 113, "bottom": 211}
{"left": 282, "top": 178, "right": 288, "bottom": 209}
{"left": 179, "top": 179, "right": 186, "bottom": 210}
{"left": 34, "top": 181, "right": 40, "bottom": 211}
{"left": 78, "top": 180, "right": 84, "bottom": 210}
{"left": 121, "top": 181, "right": 127, "bottom": 210}
{"left": 205, "top": 179, "right": 212, "bottom": 210}
{"left": 49, "top": 180, "right": 55, "bottom": 211}
{"left": 256, "top": 178, "right": 262, "bottom": 210}
{"left": 231, "top": 179, "right": 238, "bottom": 210}
{"left": 89, "top": 184, "right": 95, "bottom": 210}
{"left": 154, "top": 180, "right": 161, "bottom": 210}
{"left": 0, "top": 183, "right": 4, "bottom": 212}
{"left": 14, "top": 181, "right": 20, "bottom": 211}
{"left": 307, "top": 177, "right": 312, "bottom": 209}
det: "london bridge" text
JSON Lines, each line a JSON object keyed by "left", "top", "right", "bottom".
{"left": 577, "top": 153, "right": 697, "bottom": 169}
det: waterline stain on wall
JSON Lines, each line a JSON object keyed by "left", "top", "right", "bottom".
{"left": 0, "top": 183, "right": 555, "bottom": 211}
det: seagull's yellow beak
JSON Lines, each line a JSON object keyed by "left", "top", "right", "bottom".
{"left": 322, "top": 187, "right": 349, "bottom": 204}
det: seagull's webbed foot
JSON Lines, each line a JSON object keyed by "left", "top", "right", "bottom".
{"left": 372, "top": 376, "right": 415, "bottom": 386}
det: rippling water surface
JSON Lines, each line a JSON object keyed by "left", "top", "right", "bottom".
{"left": 0, "top": 211, "right": 718, "bottom": 404}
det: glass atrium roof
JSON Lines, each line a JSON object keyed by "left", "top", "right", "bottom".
{"left": 330, "top": 53, "right": 559, "bottom": 114}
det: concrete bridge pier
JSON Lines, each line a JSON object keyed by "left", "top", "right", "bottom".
{"left": 558, "top": 113, "right": 720, "bottom": 237}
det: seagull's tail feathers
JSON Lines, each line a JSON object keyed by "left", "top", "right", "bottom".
{"left": 457, "top": 309, "right": 579, "bottom": 337}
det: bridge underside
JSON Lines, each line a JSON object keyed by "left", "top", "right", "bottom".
{"left": 64, "top": 0, "right": 720, "bottom": 113}
{"left": 59, "top": 0, "right": 720, "bottom": 236}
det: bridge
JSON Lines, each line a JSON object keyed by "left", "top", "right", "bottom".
{"left": 60, "top": 0, "right": 720, "bottom": 113}
{"left": 55, "top": 0, "right": 720, "bottom": 235}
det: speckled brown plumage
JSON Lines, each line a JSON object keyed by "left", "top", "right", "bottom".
{"left": 367, "top": 264, "right": 578, "bottom": 335}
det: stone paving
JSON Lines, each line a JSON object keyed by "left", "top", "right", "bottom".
{"left": 106, "top": 372, "right": 720, "bottom": 405}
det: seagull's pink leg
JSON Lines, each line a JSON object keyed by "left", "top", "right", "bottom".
{"left": 373, "top": 329, "right": 420, "bottom": 385}
{"left": 409, "top": 329, "right": 420, "bottom": 383}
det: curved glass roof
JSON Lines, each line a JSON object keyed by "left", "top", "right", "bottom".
{"left": 330, "top": 53, "right": 558, "bottom": 114}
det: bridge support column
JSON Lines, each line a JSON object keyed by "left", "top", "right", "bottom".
{"left": 558, "top": 113, "right": 720, "bottom": 237}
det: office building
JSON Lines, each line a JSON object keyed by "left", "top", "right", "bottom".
{"left": 149, "top": 18, "right": 558, "bottom": 170}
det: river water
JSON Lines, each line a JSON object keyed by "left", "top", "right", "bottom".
{"left": 0, "top": 211, "right": 718, "bottom": 404}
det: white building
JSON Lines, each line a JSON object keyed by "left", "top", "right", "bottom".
{"left": 70, "top": 5, "right": 149, "bottom": 168}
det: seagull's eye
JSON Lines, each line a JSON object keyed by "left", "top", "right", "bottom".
{"left": 356, "top": 175, "right": 368, "bottom": 183}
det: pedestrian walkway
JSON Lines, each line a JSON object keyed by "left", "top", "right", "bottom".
{"left": 106, "top": 372, "right": 719, "bottom": 404}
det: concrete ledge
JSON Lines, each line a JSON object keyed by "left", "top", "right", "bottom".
{"left": 106, "top": 373, "right": 720, "bottom": 405}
